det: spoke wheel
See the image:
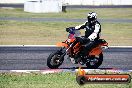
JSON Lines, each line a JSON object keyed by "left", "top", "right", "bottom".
{"left": 47, "top": 51, "right": 64, "bottom": 69}
{"left": 86, "top": 53, "right": 103, "bottom": 69}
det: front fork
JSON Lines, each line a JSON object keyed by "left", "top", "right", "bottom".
{"left": 58, "top": 43, "right": 74, "bottom": 61}
{"left": 57, "top": 47, "right": 66, "bottom": 62}
{"left": 58, "top": 40, "right": 77, "bottom": 62}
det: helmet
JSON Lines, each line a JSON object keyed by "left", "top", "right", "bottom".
{"left": 87, "top": 12, "right": 97, "bottom": 24}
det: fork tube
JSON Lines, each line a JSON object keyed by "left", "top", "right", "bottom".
{"left": 66, "top": 43, "right": 74, "bottom": 52}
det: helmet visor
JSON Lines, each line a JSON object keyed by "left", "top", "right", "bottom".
{"left": 87, "top": 16, "right": 95, "bottom": 23}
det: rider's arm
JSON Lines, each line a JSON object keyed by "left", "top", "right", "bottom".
{"left": 88, "top": 24, "right": 100, "bottom": 41}
{"left": 75, "top": 21, "right": 87, "bottom": 30}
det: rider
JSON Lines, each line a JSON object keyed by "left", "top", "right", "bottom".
{"left": 67, "top": 12, "right": 101, "bottom": 62}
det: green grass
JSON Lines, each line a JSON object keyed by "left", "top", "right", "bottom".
{"left": 0, "top": 20, "right": 132, "bottom": 45}
{"left": 0, "top": 72, "right": 131, "bottom": 88}
{"left": 0, "top": 8, "right": 132, "bottom": 19}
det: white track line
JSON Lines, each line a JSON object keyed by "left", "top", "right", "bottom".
{"left": 1, "top": 69, "right": 131, "bottom": 74}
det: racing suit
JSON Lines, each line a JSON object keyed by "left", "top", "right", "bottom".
{"left": 75, "top": 20, "right": 101, "bottom": 56}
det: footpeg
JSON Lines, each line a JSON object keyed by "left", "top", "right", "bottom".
{"left": 70, "top": 58, "right": 76, "bottom": 63}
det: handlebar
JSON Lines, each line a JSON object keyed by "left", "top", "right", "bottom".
{"left": 66, "top": 27, "right": 81, "bottom": 38}
{"left": 66, "top": 27, "right": 75, "bottom": 34}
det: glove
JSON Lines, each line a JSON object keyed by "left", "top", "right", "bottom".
{"left": 66, "top": 28, "right": 70, "bottom": 32}
{"left": 66, "top": 27, "right": 75, "bottom": 33}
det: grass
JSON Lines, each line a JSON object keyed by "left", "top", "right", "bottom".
{"left": 0, "top": 72, "right": 131, "bottom": 88}
{"left": 0, "top": 8, "right": 132, "bottom": 19}
{"left": 0, "top": 20, "right": 132, "bottom": 45}
{"left": 0, "top": 72, "right": 132, "bottom": 88}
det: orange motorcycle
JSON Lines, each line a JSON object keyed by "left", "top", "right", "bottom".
{"left": 47, "top": 27, "right": 108, "bottom": 69}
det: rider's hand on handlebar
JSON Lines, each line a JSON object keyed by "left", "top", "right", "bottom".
{"left": 66, "top": 28, "right": 70, "bottom": 32}
{"left": 66, "top": 27, "right": 75, "bottom": 33}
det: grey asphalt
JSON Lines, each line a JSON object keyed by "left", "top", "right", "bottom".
{"left": 0, "top": 46, "right": 132, "bottom": 70}
{"left": 1, "top": 17, "right": 132, "bottom": 23}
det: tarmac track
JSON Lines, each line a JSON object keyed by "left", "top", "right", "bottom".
{"left": 0, "top": 46, "right": 132, "bottom": 70}
{"left": 0, "top": 4, "right": 132, "bottom": 70}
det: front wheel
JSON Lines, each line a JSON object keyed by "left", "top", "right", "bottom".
{"left": 86, "top": 53, "right": 103, "bottom": 69}
{"left": 47, "top": 51, "right": 64, "bottom": 69}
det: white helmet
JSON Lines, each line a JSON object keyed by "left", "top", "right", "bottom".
{"left": 87, "top": 12, "right": 97, "bottom": 24}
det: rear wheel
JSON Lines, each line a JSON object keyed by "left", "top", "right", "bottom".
{"left": 86, "top": 53, "right": 103, "bottom": 69}
{"left": 47, "top": 51, "right": 64, "bottom": 69}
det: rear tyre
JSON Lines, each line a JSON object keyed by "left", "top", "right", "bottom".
{"left": 86, "top": 53, "right": 103, "bottom": 69}
{"left": 47, "top": 51, "right": 64, "bottom": 69}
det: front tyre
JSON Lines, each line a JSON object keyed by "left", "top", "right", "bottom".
{"left": 47, "top": 51, "right": 64, "bottom": 69}
{"left": 86, "top": 53, "right": 103, "bottom": 69}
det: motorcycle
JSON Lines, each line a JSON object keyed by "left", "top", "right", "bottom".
{"left": 47, "top": 27, "right": 108, "bottom": 69}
